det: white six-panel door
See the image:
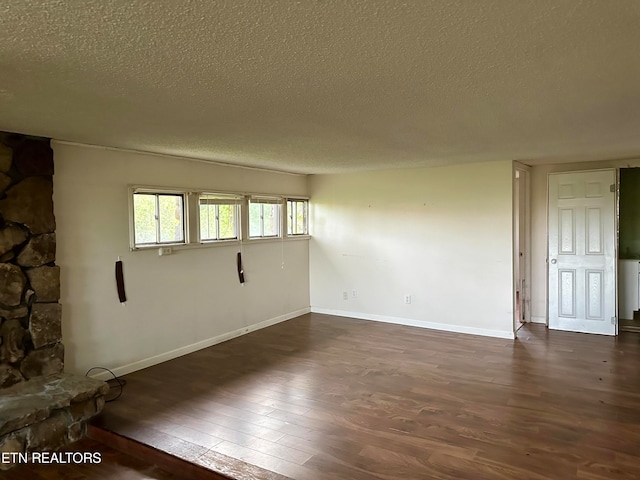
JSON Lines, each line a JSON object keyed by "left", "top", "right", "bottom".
{"left": 548, "top": 170, "right": 616, "bottom": 335}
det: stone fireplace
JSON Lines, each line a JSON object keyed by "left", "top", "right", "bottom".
{"left": 0, "top": 133, "right": 62, "bottom": 387}
{"left": 0, "top": 132, "right": 107, "bottom": 470}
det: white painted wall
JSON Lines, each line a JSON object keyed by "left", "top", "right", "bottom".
{"left": 53, "top": 142, "right": 310, "bottom": 377}
{"left": 530, "top": 158, "right": 640, "bottom": 324}
{"left": 309, "top": 161, "right": 514, "bottom": 338}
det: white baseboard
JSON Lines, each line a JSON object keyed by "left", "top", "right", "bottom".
{"left": 310, "top": 307, "right": 515, "bottom": 340}
{"left": 89, "top": 307, "right": 311, "bottom": 381}
{"left": 531, "top": 315, "right": 547, "bottom": 324}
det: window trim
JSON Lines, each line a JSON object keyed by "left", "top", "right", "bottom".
{"left": 130, "top": 187, "right": 188, "bottom": 249}
{"left": 286, "top": 198, "right": 309, "bottom": 237}
{"left": 129, "top": 186, "right": 310, "bottom": 251}
{"left": 198, "top": 193, "right": 242, "bottom": 243}
{"left": 247, "top": 196, "right": 283, "bottom": 239}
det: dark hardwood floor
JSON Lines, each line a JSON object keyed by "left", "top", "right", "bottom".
{"left": 91, "top": 313, "right": 640, "bottom": 479}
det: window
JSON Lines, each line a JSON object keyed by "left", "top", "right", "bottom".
{"left": 130, "top": 187, "right": 308, "bottom": 250}
{"left": 199, "top": 194, "right": 240, "bottom": 241}
{"left": 287, "top": 198, "right": 309, "bottom": 236}
{"left": 133, "top": 191, "right": 185, "bottom": 246}
{"left": 249, "top": 197, "right": 281, "bottom": 238}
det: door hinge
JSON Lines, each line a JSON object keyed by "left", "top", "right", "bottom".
{"left": 611, "top": 316, "right": 617, "bottom": 325}
{"left": 610, "top": 184, "right": 616, "bottom": 193}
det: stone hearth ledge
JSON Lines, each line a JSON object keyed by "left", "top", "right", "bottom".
{"left": 0, "top": 373, "right": 109, "bottom": 470}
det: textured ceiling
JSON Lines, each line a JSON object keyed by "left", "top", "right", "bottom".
{"left": 1, "top": 1, "right": 639, "bottom": 174}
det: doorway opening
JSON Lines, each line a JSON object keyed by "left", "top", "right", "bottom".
{"left": 618, "top": 168, "right": 640, "bottom": 332}
{"left": 513, "top": 163, "right": 531, "bottom": 333}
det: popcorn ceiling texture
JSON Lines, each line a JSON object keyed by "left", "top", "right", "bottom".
{"left": 0, "top": 1, "right": 639, "bottom": 173}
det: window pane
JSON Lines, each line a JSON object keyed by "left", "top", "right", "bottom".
{"left": 287, "top": 200, "right": 307, "bottom": 235}
{"left": 287, "top": 201, "right": 293, "bottom": 235}
{"left": 249, "top": 202, "right": 261, "bottom": 237}
{"left": 133, "top": 194, "right": 157, "bottom": 245}
{"left": 263, "top": 204, "right": 278, "bottom": 236}
{"left": 199, "top": 204, "right": 216, "bottom": 240}
{"left": 158, "top": 195, "right": 184, "bottom": 243}
{"left": 218, "top": 204, "right": 236, "bottom": 239}
{"left": 295, "top": 201, "right": 307, "bottom": 234}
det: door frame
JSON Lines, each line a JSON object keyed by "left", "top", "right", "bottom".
{"left": 545, "top": 167, "right": 619, "bottom": 334}
{"left": 513, "top": 162, "right": 532, "bottom": 334}
{"left": 615, "top": 167, "right": 621, "bottom": 335}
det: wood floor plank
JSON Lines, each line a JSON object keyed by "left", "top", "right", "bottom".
{"left": 93, "top": 313, "right": 640, "bottom": 479}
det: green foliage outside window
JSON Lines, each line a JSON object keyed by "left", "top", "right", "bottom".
{"left": 133, "top": 193, "right": 184, "bottom": 246}
{"left": 200, "top": 201, "right": 237, "bottom": 241}
{"left": 287, "top": 199, "right": 308, "bottom": 235}
{"left": 132, "top": 191, "right": 307, "bottom": 248}
{"left": 249, "top": 201, "right": 279, "bottom": 238}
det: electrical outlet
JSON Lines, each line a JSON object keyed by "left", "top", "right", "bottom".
{"left": 352, "top": 289, "right": 357, "bottom": 298}
{"left": 158, "top": 247, "right": 173, "bottom": 256}
{"left": 404, "top": 294, "right": 411, "bottom": 304}
{"left": 343, "top": 291, "right": 349, "bottom": 300}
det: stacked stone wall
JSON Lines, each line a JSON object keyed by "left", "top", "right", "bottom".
{"left": 0, "top": 132, "right": 108, "bottom": 470}
{"left": 0, "top": 133, "right": 62, "bottom": 389}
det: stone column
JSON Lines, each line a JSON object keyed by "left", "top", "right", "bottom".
{"left": 0, "top": 133, "right": 62, "bottom": 389}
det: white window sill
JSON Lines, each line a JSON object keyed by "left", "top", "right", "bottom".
{"left": 244, "top": 235, "right": 311, "bottom": 244}
{"left": 130, "top": 235, "right": 310, "bottom": 252}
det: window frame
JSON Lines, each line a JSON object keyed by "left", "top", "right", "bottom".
{"left": 129, "top": 186, "right": 310, "bottom": 251}
{"left": 198, "top": 193, "right": 242, "bottom": 243}
{"left": 130, "top": 187, "right": 188, "bottom": 248}
{"left": 247, "top": 196, "right": 283, "bottom": 239}
{"left": 286, "top": 198, "right": 309, "bottom": 237}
